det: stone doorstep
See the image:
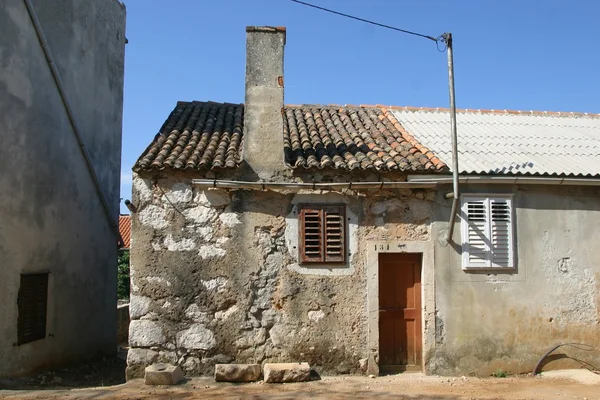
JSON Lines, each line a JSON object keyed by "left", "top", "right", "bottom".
{"left": 214, "top": 364, "right": 261, "bottom": 382}
{"left": 144, "top": 363, "right": 184, "bottom": 385}
{"left": 263, "top": 362, "right": 311, "bottom": 383}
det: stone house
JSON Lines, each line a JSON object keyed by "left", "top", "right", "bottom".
{"left": 0, "top": 0, "right": 126, "bottom": 377}
{"left": 127, "top": 26, "right": 600, "bottom": 378}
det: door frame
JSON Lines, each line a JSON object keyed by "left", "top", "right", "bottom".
{"left": 366, "top": 241, "right": 435, "bottom": 376}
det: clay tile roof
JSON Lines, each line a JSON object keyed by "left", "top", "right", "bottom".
{"left": 119, "top": 215, "right": 131, "bottom": 249}
{"left": 134, "top": 101, "right": 244, "bottom": 172}
{"left": 133, "top": 101, "right": 447, "bottom": 173}
{"left": 283, "top": 105, "right": 446, "bottom": 172}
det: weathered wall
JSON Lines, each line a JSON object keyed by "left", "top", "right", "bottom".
{"left": 0, "top": 0, "right": 126, "bottom": 376}
{"left": 431, "top": 184, "right": 600, "bottom": 376}
{"left": 127, "top": 174, "right": 435, "bottom": 378}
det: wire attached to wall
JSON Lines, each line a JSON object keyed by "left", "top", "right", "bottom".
{"left": 157, "top": 184, "right": 185, "bottom": 217}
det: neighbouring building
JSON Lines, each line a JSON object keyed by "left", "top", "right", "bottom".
{"left": 0, "top": 0, "right": 126, "bottom": 377}
{"left": 127, "top": 26, "right": 600, "bottom": 378}
{"left": 119, "top": 215, "right": 132, "bottom": 250}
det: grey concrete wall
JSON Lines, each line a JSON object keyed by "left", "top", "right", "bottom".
{"left": 431, "top": 184, "right": 600, "bottom": 376}
{"left": 127, "top": 174, "right": 435, "bottom": 378}
{"left": 0, "top": 0, "right": 126, "bottom": 377}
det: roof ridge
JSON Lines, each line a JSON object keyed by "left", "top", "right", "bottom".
{"left": 176, "top": 100, "right": 244, "bottom": 106}
{"left": 384, "top": 105, "right": 600, "bottom": 118}
{"left": 172, "top": 101, "right": 598, "bottom": 117}
{"left": 283, "top": 104, "right": 599, "bottom": 117}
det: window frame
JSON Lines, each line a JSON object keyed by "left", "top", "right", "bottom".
{"left": 460, "top": 194, "right": 515, "bottom": 270}
{"left": 17, "top": 272, "right": 49, "bottom": 345}
{"left": 298, "top": 203, "right": 347, "bottom": 265}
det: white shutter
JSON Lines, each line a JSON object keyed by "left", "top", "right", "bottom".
{"left": 461, "top": 197, "right": 490, "bottom": 268}
{"left": 490, "top": 198, "right": 513, "bottom": 267}
{"left": 461, "top": 195, "right": 515, "bottom": 270}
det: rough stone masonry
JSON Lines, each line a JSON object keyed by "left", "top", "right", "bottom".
{"left": 126, "top": 174, "right": 435, "bottom": 379}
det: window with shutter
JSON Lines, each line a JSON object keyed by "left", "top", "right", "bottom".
{"left": 299, "top": 204, "right": 346, "bottom": 264}
{"left": 17, "top": 273, "right": 49, "bottom": 345}
{"left": 461, "top": 195, "right": 514, "bottom": 269}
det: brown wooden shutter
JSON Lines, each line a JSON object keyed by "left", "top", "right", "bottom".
{"left": 324, "top": 205, "right": 345, "bottom": 263}
{"left": 299, "top": 205, "right": 346, "bottom": 264}
{"left": 300, "top": 208, "right": 324, "bottom": 263}
{"left": 18, "top": 273, "right": 49, "bottom": 345}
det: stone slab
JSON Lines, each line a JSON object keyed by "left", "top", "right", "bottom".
{"left": 214, "top": 363, "right": 261, "bottom": 382}
{"left": 144, "top": 363, "right": 184, "bottom": 385}
{"left": 263, "top": 362, "right": 310, "bottom": 383}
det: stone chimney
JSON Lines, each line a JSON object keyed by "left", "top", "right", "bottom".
{"left": 242, "top": 26, "right": 286, "bottom": 181}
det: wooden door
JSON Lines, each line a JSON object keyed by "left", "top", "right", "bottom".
{"left": 379, "top": 253, "right": 422, "bottom": 367}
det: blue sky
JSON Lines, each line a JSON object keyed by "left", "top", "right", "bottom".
{"left": 119, "top": 0, "right": 600, "bottom": 213}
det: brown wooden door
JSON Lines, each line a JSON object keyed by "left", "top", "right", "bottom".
{"left": 379, "top": 253, "right": 422, "bottom": 367}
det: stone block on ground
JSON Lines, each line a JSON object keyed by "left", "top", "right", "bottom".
{"left": 263, "top": 362, "right": 310, "bottom": 383}
{"left": 214, "top": 363, "right": 261, "bottom": 382}
{"left": 144, "top": 363, "right": 184, "bottom": 385}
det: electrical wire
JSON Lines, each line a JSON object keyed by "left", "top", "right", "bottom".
{"left": 533, "top": 343, "right": 598, "bottom": 375}
{"left": 290, "top": 0, "right": 439, "bottom": 43}
{"left": 157, "top": 185, "right": 185, "bottom": 217}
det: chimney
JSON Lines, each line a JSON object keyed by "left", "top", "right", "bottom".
{"left": 242, "top": 26, "right": 286, "bottom": 181}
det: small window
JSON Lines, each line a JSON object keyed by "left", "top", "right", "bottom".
{"left": 298, "top": 204, "right": 346, "bottom": 264}
{"left": 18, "top": 273, "right": 49, "bottom": 345}
{"left": 461, "top": 195, "right": 515, "bottom": 269}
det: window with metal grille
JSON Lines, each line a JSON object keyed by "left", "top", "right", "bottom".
{"left": 460, "top": 195, "right": 515, "bottom": 269}
{"left": 17, "top": 273, "right": 49, "bottom": 345}
{"left": 298, "top": 204, "right": 346, "bottom": 264}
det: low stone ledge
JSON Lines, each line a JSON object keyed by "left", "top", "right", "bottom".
{"left": 263, "top": 362, "right": 310, "bottom": 383}
{"left": 144, "top": 363, "right": 184, "bottom": 385}
{"left": 214, "top": 363, "right": 261, "bottom": 382}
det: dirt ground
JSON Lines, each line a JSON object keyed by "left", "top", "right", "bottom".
{"left": 1, "top": 371, "right": 600, "bottom": 400}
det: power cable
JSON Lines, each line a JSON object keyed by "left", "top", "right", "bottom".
{"left": 290, "top": 0, "right": 440, "bottom": 43}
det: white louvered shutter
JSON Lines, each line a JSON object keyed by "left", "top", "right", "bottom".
{"left": 490, "top": 198, "right": 513, "bottom": 267}
{"left": 462, "top": 197, "right": 490, "bottom": 268}
{"left": 461, "top": 196, "right": 514, "bottom": 269}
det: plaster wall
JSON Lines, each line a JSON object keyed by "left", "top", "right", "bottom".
{"left": 0, "top": 0, "right": 126, "bottom": 376}
{"left": 431, "top": 184, "right": 600, "bottom": 376}
{"left": 127, "top": 174, "right": 435, "bottom": 378}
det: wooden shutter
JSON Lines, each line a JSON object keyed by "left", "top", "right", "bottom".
{"left": 299, "top": 205, "right": 346, "bottom": 264}
{"left": 324, "top": 205, "right": 345, "bottom": 263}
{"left": 300, "top": 208, "right": 324, "bottom": 262}
{"left": 490, "top": 198, "right": 513, "bottom": 267}
{"left": 18, "top": 273, "right": 49, "bottom": 345}
{"left": 461, "top": 196, "right": 514, "bottom": 269}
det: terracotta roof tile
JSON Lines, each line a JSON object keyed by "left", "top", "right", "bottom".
{"left": 283, "top": 105, "right": 446, "bottom": 172}
{"left": 134, "top": 101, "right": 243, "bottom": 171}
{"left": 134, "top": 101, "right": 447, "bottom": 173}
{"left": 119, "top": 215, "right": 131, "bottom": 249}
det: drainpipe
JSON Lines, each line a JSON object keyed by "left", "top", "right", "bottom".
{"left": 23, "top": 0, "right": 123, "bottom": 247}
{"left": 442, "top": 33, "right": 460, "bottom": 245}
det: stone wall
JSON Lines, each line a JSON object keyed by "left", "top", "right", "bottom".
{"left": 127, "top": 174, "right": 435, "bottom": 378}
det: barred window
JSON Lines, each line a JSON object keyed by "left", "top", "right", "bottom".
{"left": 18, "top": 273, "right": 49, "bottom": 345}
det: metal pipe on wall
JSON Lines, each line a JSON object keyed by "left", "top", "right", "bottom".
{"left": 407, "top": 175, "right": 600, "bottom": 186}
{"left": 191, "top": 179, "right": 437, "bottom": 191}
{"left": 442, "top": 32, "right": 460, "bottom": 245}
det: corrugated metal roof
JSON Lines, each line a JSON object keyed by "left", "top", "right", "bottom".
{"left": 390, "top": 108, "right": 600, "bottom": 177}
